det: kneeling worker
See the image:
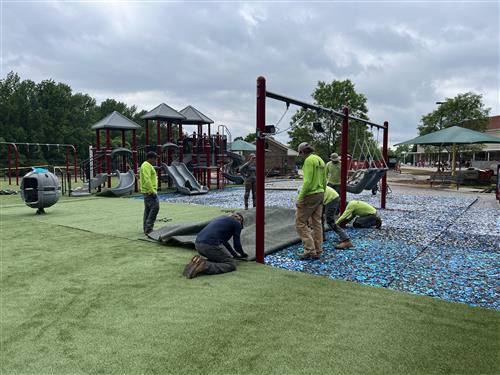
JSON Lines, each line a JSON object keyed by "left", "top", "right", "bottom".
{"left": 336, "top": 200, "right": 382, "bottom": 229}
{"left": 183, "top": 213, "right": 248, "bottom": 279}
{"left": 323, "top": 186, "right": 353, "bottom": 249}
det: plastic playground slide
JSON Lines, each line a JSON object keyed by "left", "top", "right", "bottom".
{"left": 110, "top": 170, "right": 135, "bottom": 196}
{"left": 162, "top": 163, "right": 208, "bottom": 195}
{"left": 90, "top": 173, "right": 108, "bottom": 190}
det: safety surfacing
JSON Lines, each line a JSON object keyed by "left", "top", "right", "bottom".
{"left": 138, "top": 188, "right": 499, "bottom": 309}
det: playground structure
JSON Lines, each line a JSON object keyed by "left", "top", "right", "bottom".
{"left": 79, "top": 104, "right": 233, "bottom": 196}
{"left": 254, "top": 76, "right": 389, "bottom": 263}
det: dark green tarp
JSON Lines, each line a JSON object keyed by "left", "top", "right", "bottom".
{"left": 148, "top": 207, "right": 301, "bottom": 260}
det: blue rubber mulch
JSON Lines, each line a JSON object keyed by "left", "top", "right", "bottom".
{"left": 138, "top": 188, "right": 499, "bottom": 309}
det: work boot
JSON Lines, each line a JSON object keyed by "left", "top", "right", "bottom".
{"left": 298, "top": 252, "right": 320, "bottom": 260}
{"left": 375, "top": 216, "right": 382, "bottom": 229}
{"left": 335, "top": 240, "right": 353, "bottom": 250}
{"left": 183, "top": 255, "right": 206, "bottom": 279}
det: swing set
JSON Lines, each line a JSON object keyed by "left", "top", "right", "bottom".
{"left": 1, "top": 142, "right": 77, "bottom": 186}
{"left": 254, "top": 76, "right": 388, "bottom": 263}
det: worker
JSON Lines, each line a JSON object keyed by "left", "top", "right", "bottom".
{"left": 141, "top": 151, "right": 159, "bottom": 235}
{"left": 183, "top": 213, "right": 248, "bottom": 279}
{"left": 239, "top": 153, "right": 256, "bottom": 210}
{"left": 325, "top": 152, "right": 341, "bottom": 193}
{"left": 322, "top": 186, "right": 353, "bottom": 249}
{"left": 336, "top": 200, "right": 382, "bottom": 229}
{"left": 295, "top": 142, "right": 326, "bottom": 260}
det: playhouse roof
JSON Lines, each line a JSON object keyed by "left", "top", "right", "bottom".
{"left": 179, "top": 105, "right": 214, "bottom": 125}
{"left": 141, "top": 103, "right": 186, "bottom": 122}
{"left": 91, "top": 111, "right": 141, "bottom": 130}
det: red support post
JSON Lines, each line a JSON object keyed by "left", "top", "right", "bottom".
{"left": 192, "top": 131, "right": 198, "bottom": 181}
{"left": 381, "top": 121, "right": 389, "bottom": 209}
{"left": 216, "top": 132, "right": 220, "bottom": 189}
{"left": 145, "top": 119, "right": 149, "bottom": 147}
{"left": 132, "top": 129, "right": 138, "bottom": 192}
{"left": 65, "top": 146, "right": 69, "bottom": 176}
{"left": 340, "top": 106, "right": 349, "bottom": 216}
{"left": 205, "top": 133, "right": 210, "bottom": 189}
{"left": 167, "top": 121, "right": 172, "bottom": 166}
{"left": 96, "top": 130, "right": 101, "bottom": 176}
{"left": 106, "top": 129, "right": 111, "bottom": 188}
{"left": 179, "top": 124, "right": 184, "bottom": 162}
{"left": 255, "top": 76, "right": 266, "bottom": 264}
{"left": 121, "top": 129, "right": 126, "bottom": 172}
{"left": 71, "top": 145, "right": 77, "bottom": 182}
{"left": 7, "top": 144, "right": 11, "bottom": 185}
{"left": 14, "top": 144, "right": 19, "bottom": 185}
{"left": 156, "top": 119, "right": 161, "bottom": 189}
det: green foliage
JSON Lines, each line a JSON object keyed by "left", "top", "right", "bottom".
{"left": 288, "top": 79, "right": 379, "bottom": 161}
{"left": 0, "top": 71, "right": 140, "bottom": 167}
{"left": 418, "top": 92, "right": 490, "bottom": 135}
{"left": 243, "top": 132, "right": 257, "bottom": 143}
{"left": 418, "top": 92, "right": 491, "bottom": 155}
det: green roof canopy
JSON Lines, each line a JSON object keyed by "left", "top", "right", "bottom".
{"left": 395, "top": 126, "right": 500, "bottom": 146}
{"left": 91, "top": 111, "right": 141, "bottom": 130}
{"left": 229, "top": 139, "right": 256, "bottom": 152}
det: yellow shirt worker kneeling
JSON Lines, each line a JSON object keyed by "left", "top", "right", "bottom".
{"left": 336, "top": 200, "right": 382, "bottom": 229}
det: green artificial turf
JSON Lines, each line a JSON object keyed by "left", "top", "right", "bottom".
{"left": 1, "top": 194, "right": 499, "bottom": 375}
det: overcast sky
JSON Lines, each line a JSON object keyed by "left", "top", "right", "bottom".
{"left": 2, "top": 1, "right": 499, "bottom": 147}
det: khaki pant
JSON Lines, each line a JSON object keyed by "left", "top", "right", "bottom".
{"left": 295, "top": 192, "right": 324, "bottom": 255}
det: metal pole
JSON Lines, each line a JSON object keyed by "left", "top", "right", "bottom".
{"left": 71, "top": 146, "right": 77, "bottom": 182}
{"left": 192, "top": 131, "right": 198, "bottom": 181}
{"left": 7, "top": 144, "right": 11, "bottom": 185}
{"left": 179, "top": 124, "right": 184, "bottom": 162}
{"left": 132, "top": 129, "right": 138, "bottom": 192}
{"left": 156, "top": 119, "right": 161, "bottom": 189}
{"left": 205, "top": 133, "right": 210, "bottom": 189}
{"left": 96, "top": 130, "right": 101, "bottom": 175}
{"left": 65, "top": 146, "right": 69, "bottom": 177}
{"left": 121, "top": 129, "right": 126, "bottom": 172}
{"left": 451, "top": 144, "right": 456, "bottom": 177}
{"left": 14, "top": 144, "right": 19, "bottom": 186}
{"left": 340, "top": 106, "right": 349, "bottom": 215}
{"left": 381, "top": 121, "right": 389, "bottom": 209}
{"left": 145, "top": 119, "right": 149, "bottom": 147}
{"left": 106, "top": 129, "right": 111, "bottom": 188}
{"left": 255, "top": 76, "right": 266, "bottom": 264}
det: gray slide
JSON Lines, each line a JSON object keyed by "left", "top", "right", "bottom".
{"left": 162, "top": 162, "right": 208, "bottom": 195}
{"left": 148, "top": 207, "right": 301, "bottom": 260}
{"left": 110, "top": 170, "right": 135, "bottom": 196}
{"left": 90, "top": 173, "right": 108, "bottom": 190}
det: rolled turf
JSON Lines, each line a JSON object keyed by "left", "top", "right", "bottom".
{"left": 1, "top": 195, "right": 499, "bottom": 374}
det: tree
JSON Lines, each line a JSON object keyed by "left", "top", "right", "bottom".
{"left": 418, "top": 92, "right": 491, "bottom": 157}
{"left": 243, "top": 132, "right": 256, "bottom": 143}
{"left": 287, "top": 79, "right": 374, "bottom": 161}
{"left": 418, "top": 92, "right": 490, "bottom": 135}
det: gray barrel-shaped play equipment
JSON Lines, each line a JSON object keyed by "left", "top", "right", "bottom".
{"left": 20, "top": 169, "right": 61, "bottom": 214}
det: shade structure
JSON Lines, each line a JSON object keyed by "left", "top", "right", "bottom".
{"left": 141, "top": 103, "right": 186, "bottom": 122}
{"left": 91, "top": 111, "right": 141, "bottom": 130}
{"left": 179, "top": 105, "right": 214, "bottom": 125}
{"left": 228, "top": 139, "right": 256, "bottom": 152}
{"left": 395, "top": 126, "right": 500, "bottom": 146}
{"left": 396, "top": 125, "right": 500, "bottom": 177}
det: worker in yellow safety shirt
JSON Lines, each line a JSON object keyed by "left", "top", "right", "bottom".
{"left": 140, "top": 151, "right": 159, "bottom": 235}
{"left": 336, "top": 200, "right": 382, "bottom": 229}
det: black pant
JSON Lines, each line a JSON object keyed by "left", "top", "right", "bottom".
{"left": 322, "top": 198, "right": 350, "bottom": 242}
{"left": 143, "top": 194, "right": 159, "bottom": 233}
{"left": 195, "top": 242, "right": 236, "bottom": 275}
{"left": 352, "top": 214, "right": 378, "bottom": 228}
{"left": 244, "top": 179, "right": 256, "bottom": 208}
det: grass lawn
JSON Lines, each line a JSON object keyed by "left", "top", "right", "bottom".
{"left": 1, "top": 190, "right": 499, "bottom": 374}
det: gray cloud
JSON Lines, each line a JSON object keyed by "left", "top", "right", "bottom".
{"left": 3, "top": 1, "right": 498, "bottom": 147}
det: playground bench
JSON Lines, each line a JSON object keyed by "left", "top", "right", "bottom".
{"left": 429, "top": 174, "right": 463, "bottom": 190}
